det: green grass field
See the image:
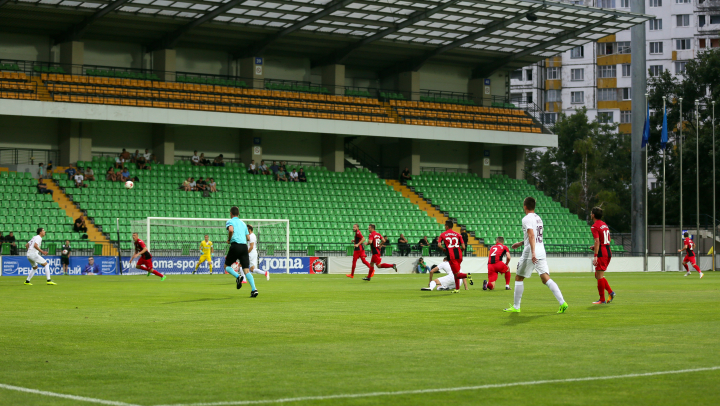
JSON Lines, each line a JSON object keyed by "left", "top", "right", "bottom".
{"left": 0, "top": 272, "right": 718, "bottom": 406}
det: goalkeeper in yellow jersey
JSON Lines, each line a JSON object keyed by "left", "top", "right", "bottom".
{"left": 193, "top": 234, "right": 214, "bottom": 274}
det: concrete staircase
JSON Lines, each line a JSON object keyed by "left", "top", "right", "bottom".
{"left": 41, "top": 178, "right": 118, "bottom": 256}
{"left": 29, "top": 77, "right": 53, "bottom": 102}
{"left": 386, "top": 179, "right": 487, "bottom": 256}
{"left": 344, "top": 155, "right": 363, "bottom": 170}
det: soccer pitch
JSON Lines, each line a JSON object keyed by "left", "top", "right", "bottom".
{"left": 1, "top": 273, "right": 718, "bottom": 406}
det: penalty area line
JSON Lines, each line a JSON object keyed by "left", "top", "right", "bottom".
{"left": 156, "top": 366, "right": 720, "bottom": 406}
{"left": 0, "top": 383, "right": 142, "bottom": 406}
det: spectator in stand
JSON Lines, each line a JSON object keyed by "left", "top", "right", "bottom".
{"left": 200, "top": 153, "right": 211, "bottom": 166}
{"left": 191, "top": 151, "right": 201, "bottom": 166}
{"left": 213, "top": 154, "right": 225, "bottom": 167}
{"left": 37, "top": 178, "right": 53, "bottom": 196}
{"left": 298, "top": 168, "right": 307, "bottom": 182}
{"left": 208, "top": 178, "right": 217, "bottom": 193}
{"left": 38, "top": 163, "right": 46, "bottom": 179}
{"left": 74, "top": 172, "right": 88, "bottom": 188}
{"left": 397, "top": 234, "right": 410, "bottom": 256}
{"left": 189, "top": 177, "right": 197, "bottom": 191}
{"left": 114, "top": 155, "right": 124, "bottom": 169}
{"left": 289, "top": 168, "right": 299, "bottom": 182}
{"left": 150, "top": 154, "right": 158, "bottom": 165}
{"left": 196, "top": 177, "right": 207, "bottom": 192}
{"left": 5, "top": 232, "right": 18, "bottom": 255}
{"left": 65, "top": 166, "right": 76, "bottom": 180}
{"left": 46, "top": 161, "right": 53, "bottom": 178}
{"left": 84, "top": 167, "right": 95, "bottom": 181}
{"left": 106, "top": 168, "right": 118, "bottom": 181}
{"left": 417, "top": 257, "right": 431, "bottom": 273}
{"left": 259, "top": 160, "right": 270, "bottom": 175}
{"left": 248, "top": 160, "right": 257, "bottom": 175}
{"left": 432, "top": 235, "right": 443, "bottom": 255}
{"left": 276, "top": 166, "right": 288, "bottom": 182}
{"left": 270, "top": 161, "right": 279, "bottom": 175}
{"left": 131, "top": 149, "right": 141, "bottom": 163}
{"left": 417, "top": 235, "right": 429, "bottom": 250}
{"left": 400, "top": 167, "right": 411, "bottom": 185}
{"left": 120, "top": 167, "right": 130, "bottom": 182}
{"left": 143, "top": 149, "right": 152, "bottom": 165}
{"left": 120, "top": 148, "right": 131, "bottom": 163}
{"left": 181, "top": 177, "right": 191, "bottom": 191}
{"left": 74, "top": 216, "right": 88, "bottom": 233}
{"left": 136, "top": 149, "right": 147, "bottom": 170}
{"left": 83, "top": 257, "right": 100, "bottom": 275}
{"left": 460, "top": 226, "right": 469, "bottom": 255}
{"left": 60, "top": 240, "right": 71, "bottom": 275}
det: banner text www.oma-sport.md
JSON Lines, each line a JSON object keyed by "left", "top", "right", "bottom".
{"left": 1, "top": 256, "right": 325, "bottom": 276}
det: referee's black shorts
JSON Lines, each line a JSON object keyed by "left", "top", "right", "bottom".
{"left": 225, "top": 242, "right": 250, "bottom": 269}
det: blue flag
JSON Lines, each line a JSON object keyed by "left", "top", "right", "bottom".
{"left": 642, "top": 102, "right": 650, "bottom": 148}
{"left": 661, "top": 104, "right": 668, "bottom": 150}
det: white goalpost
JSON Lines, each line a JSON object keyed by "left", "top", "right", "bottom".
{"left": 129, "top": 217, "right": 291, "bottom": 273}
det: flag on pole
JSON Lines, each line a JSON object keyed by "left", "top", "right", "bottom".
{"left": 642, "top": 101, "right": 650, "bottom": 148}
{"left": 661, "top": 103, "right": 668, "bottom": 150}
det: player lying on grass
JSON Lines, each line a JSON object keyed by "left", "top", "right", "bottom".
{"left": 485, "top": 236, "right": 511, "bottom": 291}
{"left": 224, "top": 206, "right": 258, "bottom": 298}
{"left": 678, "top": 232, "right": 704, "bottom": 278}
{"left": 193, "top": 234, "right": 213, "bottom": 274}
{"left": 130, "top": 233, "right": 166, "bottom": 280}
{"left": 361, "top": 224, "right": 397, "bottom": 281}
{"left": 421, "top": 257, "right": 469, "bottom": 291}
{"left": 590, "top": 207, "right": 616, "bottom": 304}
{"left": 247, "top": 225, "right": 269, "bottom": 281}
{"left": 24, "top": 227, "right": 56, "bottom": 286}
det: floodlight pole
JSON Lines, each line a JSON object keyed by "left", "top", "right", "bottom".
{"left": 630, "top": 0, "right": 647, "bottom": 260}
{"left": 679, "top": 97, "right": 683, "bottom": 271}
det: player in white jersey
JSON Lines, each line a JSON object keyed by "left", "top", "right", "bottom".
{"left": 247, "top": 225, "right": 269, "bottom": 281}
{"left": 504, "top": 197, "right": 567, "bottom": 314}
{"left": 421, "top": 257, "right": 469, "bottom": 291}
{"left": 24, "top": 227, "right": 56, "bottom": 286}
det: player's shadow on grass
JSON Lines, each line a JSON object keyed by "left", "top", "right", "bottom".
{"left": 504, "top": 314, "right": 548, "bottom": 326}
{"left": 586, "top": 305, "right": 612, "bottom": 311}
{"left": 163, "top": 297, "right": 233, "bottom": 304}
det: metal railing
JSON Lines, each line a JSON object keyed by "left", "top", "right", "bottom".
{"left": 0, "top": 148, "right": 60, "bottom": 166}
{"left": 421, "top": 167, "right": 472, "bottom": 174}
{"left": 344, "top": 140, "right": 398, "bottom": 179}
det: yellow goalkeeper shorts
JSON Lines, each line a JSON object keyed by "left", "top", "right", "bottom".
{"left": 198, "top": 255, "right": 212, "bottom": 264}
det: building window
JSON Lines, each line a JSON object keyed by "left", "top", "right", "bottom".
{"left": 649, "top": 42, "right": 663, "bottom": 54}
{"left": 675, "top": 61, "right": 687, "bottom": 74}
{"left": 598, "top": 42, "right": 616, "bottom": 55}
{"left": 649, "top": 0, "right": 662, "bottom": 6}
{"left": 526, "top": 92, "right": 533, "bottom": 103}
{"left": 699, "top": 15, "right": 706, "bottom": 27}
{"left": 676, "top": 15, "right": 690, "bottom": 27}
{"left": 649, "top": 65, "right": 663, "bottom": 76}
{"left": 713, "top": 38, "right": 720, "bottom": 48}
{"left": 675, "top": 39, "right": 692, "bottom": 50}
{"left": 597, "top": 0, "right": 615, "bottom": 7}
{"left": 598, "top": 112, "right": 614, "bottom": 123}
{"left": 571, "top": 46, "right": 584, "bottom": 58}
{"left": 571, "top": 91, "right": 584, "bottom": 104}
{"left": 547, "top": 67, "right": 560, "bottom": 80}
{"left": 711, "top": 15, "right": 720, "bottom": 24}
{"left": 622, "top": 88, "right": 632, "bottom": 100}
{"left": 510, "top": 70, "right": 522, "bottom": 80}
{"left": 598, "top": 65, "right": 617, "bottom": 78}
{"left": 598, "top": 88, "right": 617, "bottom": 101}
{"left": 700, "top": 38, "right": 706, "bottom": 48}
{"left": 622, "top": 64, "right": 631, "bottom": 77}
{"left": 542, "top": 113, "right": 557, "bottom": 125}
{"left": 649, "top": 19, "right": 662, "bottom": 30}
{"left": 571, "top": 68, "right": 584, "bottom": 81}
{"left": 675, "top": 0, "right": 689, "bottom": 3}
{"left": 525, "top": 69, "right": 533, "bottom": 81}
{"left": 546, "top": 90, "right": 561, "bottom": 102}
{"left": 617, "top": 42, "right": 631, "bottom": 54}
{"left": 621, "top": 110, "right": 632, "bottom": 123}
{"left": 620, "top": 0, "right": 629, "bottom": 7}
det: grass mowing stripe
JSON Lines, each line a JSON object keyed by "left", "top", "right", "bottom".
{"left": 0, "top": 383, "right": 142, "bottom": 406}
{"left": 155, "top": 366, "right": 720, "bottom": 406}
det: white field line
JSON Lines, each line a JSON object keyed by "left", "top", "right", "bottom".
{"left": 0, "top": 383, "right": 141, "bottom": 406}
{"left": 155, "top": 366, "right": 720, "bottom": 406}
{"left": 3, "top": 366, "right": 718, "bottom": 406}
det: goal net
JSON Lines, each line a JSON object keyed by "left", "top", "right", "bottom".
{"left": 129, "top": 217, "right": 290, "bottom": 273}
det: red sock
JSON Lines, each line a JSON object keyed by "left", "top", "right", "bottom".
{"left": 361, "top": 257, "right": 371, "bottom": 268}
{"left": 454, "top": 276, "right": 460, "bottom": 290}
{"left": 504, "top": 271, "right": 511, "bottom": 285}
{"left": 456, "top": 272, "right": 467, "bottom": 279}
{"left": 603, "top": 278, "right": 613, "bottom": 294}
{"left": 597, "top": 279, "right": 606, "bottom": 301}
{"left": 488, "top": 282, "right": 495, "bottom": 290}
{"left": 152, "top": 269, "right": 163, "bottom": 277}
{"left": 368, "top": 266, "right": 375, "bottom": 278}
{"left": 379, "top": 263, "right": 393, "bottom": 268}
{"left": 693, "top": 264, "right": 701, "bottom": 273}
{"left": 351, "top": 258, "right": 357, "bottom": 276}
{"left": 683, "top": 263, "right": 689, "bottom": 272}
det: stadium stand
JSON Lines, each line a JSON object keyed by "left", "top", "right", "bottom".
{"left": 408, "top": 173, "right": 625, "bottom": 254}
{"left": 0, "top": 71, "right": 37, "bottom": 100}
{"left": 67, "top": 158, "right": 445, "bottom": 256}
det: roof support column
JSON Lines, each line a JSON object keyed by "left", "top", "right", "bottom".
{"left": 59, "top": 119, "right": 92, "bottom": 166}
{"left": 502, "top": 145, "right": 525, "bottom": 180}
{"left": 59, "top": 41, "right": 84, "bottom": 76}
{"left": 239, "top": 129, "right": 262, "bottom": 168}
{"left": 398, "top": 71, "right": 420, "bottom": 101}
{"left": 398, "top": 138, "right": 420, "bottom": 177}
{"left": 152, "top": 124, "right": 175, "bottom": 165}
{"left": 239, "top": 57, "right": 264, "bottom": 89}
{"left": 321, "top": 64, "right": 345, "bottom": 96}
{"left": 152, "top": 49, "right": 176, "bottom": 82}
{"left": 468, "top": 78, "right": 490, "bottom": 107}
{"left": 322, "top": 134, "right": 345, "bottom": 172}
{"left": 469, "top": 143, "right": 490, "bottom": 178}
{"left": 630, "top": 0, "right": 647, "bottom": 257}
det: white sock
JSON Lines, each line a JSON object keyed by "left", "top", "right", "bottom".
{"left": 252, "top": 269, "right": 265, "bottom": 275}
{"left": 429, "top": 281, "right": 437, "bottom": 291}
{"left": 27, "top": 267, "right": 37, "bottom": 282}
{"left": 506, "top": 284, "right": 510, "bottom": 288}
{"left": 514, "top": 281, "right": 524, "bottom": 309}
{"left": 546, "top": 279, "right": 565, "bottom": 304}
{"left": 44, "top": 263, "right": 52, "bottom": 280}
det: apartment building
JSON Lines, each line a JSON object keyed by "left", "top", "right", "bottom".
{"left": 511, "top": 0, "right": 720, "bottom": 132}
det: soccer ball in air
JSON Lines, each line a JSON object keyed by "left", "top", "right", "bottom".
{"left": 125, "top": 181, "right": 134, "bottom": 189}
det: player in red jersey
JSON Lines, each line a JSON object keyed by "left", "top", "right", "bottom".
{"left": 484, "top": 236, "right": 511, "bottom": 291}
{"left": 678, "top": 231, "right": 704, "bottom": 278}
{"left": 590, "top": 207, "right": 614, "bottom": 304}
{"left": 362, "top": 224, "right": 397, "bottom": 281}
{"left": 439, "top": 220, "right": 471, "bottom": 292}
{"left": 131, "top": 232, "right": 165, "bottom": 280}
{"left": 347, "top": 224, "right": 371, "bottom": 278}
